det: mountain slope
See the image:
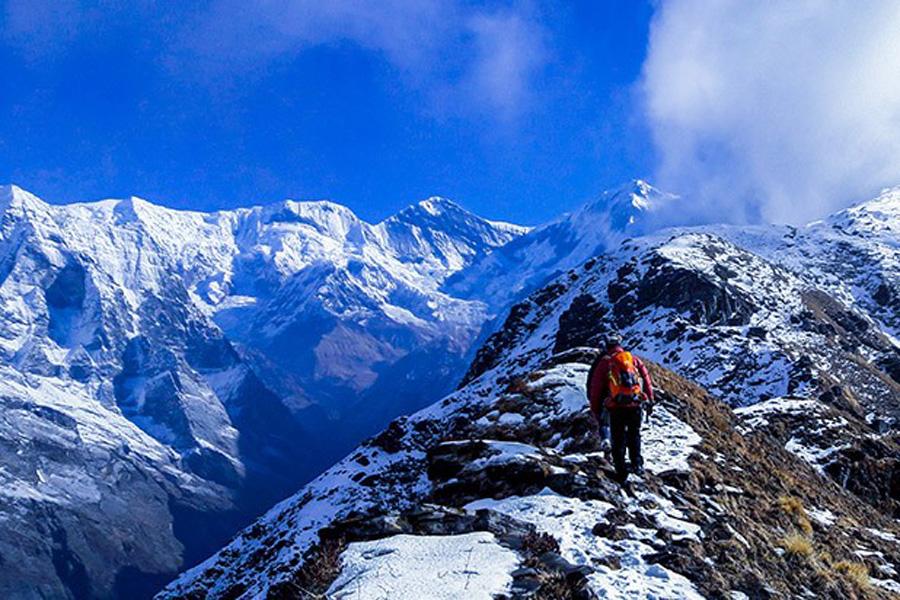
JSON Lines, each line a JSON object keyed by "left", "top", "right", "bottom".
{"left": 0, "top": 185, "right": 525, "bottom": 598}
{"left": 0, "top": 186, "right": 319, "bottom": 598}
{"left": 209, "top": 194, "right": 527, "bottom": 425}
{"left": 162, "top": 190, "right": 900, "bottom": 598}
{"left": 161, "top": 356, "right": 899, "bottom": 598}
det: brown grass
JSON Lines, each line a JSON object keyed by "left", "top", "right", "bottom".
{"left": 781, "top": 534, "right": 813, "bottom": 558}
{"left": 527, "top": 370, "right": 546, "bottom": 382}
{"left": 520, "top": 530, "right": 560, "bottom": 556}
{"left": 832, "top": 560, "right": 870, "bottom": 589}
{"left": 777, "top": 496, "right": 813, "bottom": 535}
{"left": 269, "top": 536, "right": 346, "bottom": 599}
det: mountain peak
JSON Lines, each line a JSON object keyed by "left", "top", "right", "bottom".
{"left": 416, "top": 196, "right": 465, "bottom": 216}
{"left": 387, "top": 196, "right": 528, "bottom": 236}
{"left": 0, "top": 184, "right": 51, "bottom": 220}
{"left": 384, "top": 196, "right": 470, "bottom": 224}
{"left": 558, "top": 179, "right": 678, "bottom": 235}
{"left": 107, "top": 195, "right": 156, "bottom": 223}
{"left": 850, "top": 186, "right": 900, "bottom": 218}
{"left": 600, "top": 178, "right": 673, "bottom": 212}
{"left": 822, "top": 186, "right": 900, "bottom": 237}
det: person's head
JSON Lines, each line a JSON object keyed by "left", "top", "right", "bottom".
{"left": 603, "top": 332, "right": 623, "bottom": 352}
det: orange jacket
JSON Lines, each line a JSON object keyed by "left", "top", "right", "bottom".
{"left": 586, "top": 346, "right": 654, "bottom": 418}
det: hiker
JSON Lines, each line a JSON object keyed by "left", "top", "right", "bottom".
{"left": 586, "top": 333, "right": 655, "bottom": 482}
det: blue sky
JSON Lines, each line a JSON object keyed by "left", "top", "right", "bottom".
{"left": 0, "top": 1, "right": 653, "bottom": 225}
{"left": 4, "top": 2, "right": 900, "bottom": 226}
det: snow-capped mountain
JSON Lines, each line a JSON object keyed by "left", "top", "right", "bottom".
{"left": 163, "top": 187, "right": 899, "bottom": 599}
{"left": 446, "top": 180, "right": 679, "bottom": 311}
{"left": 222, "top": 196, "right": 528, "bottom": 430}
{"left": 0, "top": 185, "right": 525, "bottom": 598}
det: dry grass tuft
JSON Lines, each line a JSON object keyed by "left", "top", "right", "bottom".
{"left": 833, "top": 560, "right": 870, "bottom": 589}
{"left": 521, "top": 530, "right": 560, "bottom": 556}
{"left": 269, "top": 536, "right": 346, "bottom": 599}
{"left": 777, "top": 495, "right": 813, "bottom": 535}
{"left": 781, "top": 534, "right": 813, "bottom": 558}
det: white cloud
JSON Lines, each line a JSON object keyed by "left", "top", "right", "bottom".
{"left": 466, "top": 11, "right": 547, "bottom": 119}
{"left": 642, "top": 0, "right": 900, "bottom": 224}
{"left": 180, "top": 0, "right": 547, "bottom": 120}
{"left": 1, "top": 0, "right": 548, "bottom": 121}
{"left": 181, "top": 0, "right": 453, "bottom": 72}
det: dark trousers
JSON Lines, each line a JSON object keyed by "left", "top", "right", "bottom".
{"left": 609, "top": 406, "right": 642, "bottom": 480}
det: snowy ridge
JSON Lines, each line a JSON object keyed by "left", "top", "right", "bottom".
{"left": 163, "top": 184, "right": 900, "bottom": 599}
{"left": 162, "top": 359, "right": 713, "bottom": 599}
{"left": 446, "top": 179, "right": 679, "bottom": 310}
{"left": 726, "top": 188, "right": 899, "bottom": 338}
{"left": 164, "top": 341, "right": 900, "bottom": 599}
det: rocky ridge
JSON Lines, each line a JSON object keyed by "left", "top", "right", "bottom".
{"left": 161, "top": 352, "right": 900, "bottom": 598}
{"left": 161, "top": 189, "right": 900, "bottom": 598}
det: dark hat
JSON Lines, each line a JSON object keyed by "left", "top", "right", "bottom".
{"left": 603, "top": 332, "right": 623, "bottom": 350}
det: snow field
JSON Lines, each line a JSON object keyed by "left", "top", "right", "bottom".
{"left": 326, "top": 532, "right": 518, "bottom": 599}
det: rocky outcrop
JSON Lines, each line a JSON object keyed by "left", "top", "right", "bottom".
{"left": 161, "top": 354, "right": 900, "bottom": 599}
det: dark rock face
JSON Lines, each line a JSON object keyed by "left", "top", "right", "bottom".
{"left": 461, "top": 301, "right": 538, "bottom": 387}
{"left": 368, "top": 419, "right": 409, "bottom": 454}
{"left": 0, "top": 397, "right": 195, "bottom": 599}
{"left": 873, "top": 282, "right": 896, "bottom": 308}
{"left": 50, "top": 526, "right": 92, "bottom": 600}
{"left": 880, "top": 352, "right": 900, "bottom": 385}
{"left": 553, "top": 294, "right": 609, "bottom": 354}
{"left": 603, "top": 247, "right": 761, "bottom": 331}
{"left": 635, "top": 258, "right": 756, "bottom": 327}
{"left": 45, "top": 259, "right": 88, "bottom": 346}
{"left": 427, "top": 441, "right": 556, "bottom": 505}
{"left": 825, "top": 445, "right": 900, "bottom": 519}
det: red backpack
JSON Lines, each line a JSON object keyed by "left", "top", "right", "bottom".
{"left": 608, "top": 351, "right": 643, "bottom": 405}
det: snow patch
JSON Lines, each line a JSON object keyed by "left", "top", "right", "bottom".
{"left": 643, "top": 406, "right": 702, "bottom": 475}
{"left": 326, "top": 532, "right": 518, "bottom": 599}
{"left": 467, "top": 490, "right": 704, "bottom": 599}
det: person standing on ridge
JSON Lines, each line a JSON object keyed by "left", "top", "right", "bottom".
{"left": 586, "top": 333, "right": 655, "bottom": 483}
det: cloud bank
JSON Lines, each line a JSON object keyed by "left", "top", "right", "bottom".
{"left": 1, "top": 0, "right": 548, "bottom": 121}
{"left": 179, "top": 0, "right": 547, "bottom": 120}
{"left": 643, "top": 1, "right": 900, "bottom": 224}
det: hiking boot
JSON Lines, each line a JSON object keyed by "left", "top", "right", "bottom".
{"left": 630, "top": 463, "right": 645, "bottom": 477}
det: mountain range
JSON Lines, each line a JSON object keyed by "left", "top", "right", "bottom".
{"left": 0, "top": 181, "right": 897, "bottom": 598}
{"left": 0, "top": 185, "right": 527, "bottom": 597}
